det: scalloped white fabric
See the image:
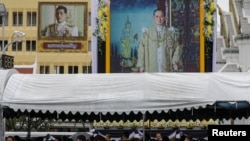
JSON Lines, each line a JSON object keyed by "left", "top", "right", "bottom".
{"left": 1, "top": 72, "right": 250, "bottom": 115}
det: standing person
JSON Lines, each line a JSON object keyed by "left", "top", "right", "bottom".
{"left": 46, "top": 5, "right": 79, "bottom": 37}
{"left": 155, "top": 133, "right": 162, "bottom": 141}
{"left": 136, "top": 9, "right": 182, "bottom": 72}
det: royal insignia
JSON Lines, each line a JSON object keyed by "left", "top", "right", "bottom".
{"left": 167, "top": 36, "right": 173, "bottom": 48}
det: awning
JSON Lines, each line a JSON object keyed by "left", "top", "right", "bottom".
{"left": 1, "top": 72, "right": 250, "bottom": 120}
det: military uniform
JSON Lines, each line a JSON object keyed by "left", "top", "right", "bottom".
{"left": 46, "top": 21, "right": 78, "bottom": 37}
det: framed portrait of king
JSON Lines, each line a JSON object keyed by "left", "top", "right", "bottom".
{"left": 38, "top": 2, "right": 88, "bottom": 52}
{"left": 108, "top": 0, "right": 204, "bottom": 73}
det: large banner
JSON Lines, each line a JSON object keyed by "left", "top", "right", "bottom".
{"left": 38, "top": 2, "right": 88, "bottom": 52}
{"left": 110, "top": 0, "right": 202, "bottom": 73}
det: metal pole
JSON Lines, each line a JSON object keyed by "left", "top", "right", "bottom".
{"left": 0, "top": 104, "right": 4, "bottom": 141}
{"left": 169, "top": 0, "right": 172, "bottom": 28}
{"left": 27, "top": 114, "right": 31, "bottom": 140}
{"left": 2, "top": 14, "right": 4, "bottom": 55}
{"left": 91, "top": 0, "right": 98, "bottom": 73}
{"left": 143, "top": 113, "right": 145, "bottom": 141}
{"left": 213, "top": 0, "right": 217, "bottom": 72}
{"left": 0, "top": 14, "right": 5, "bottom": 141}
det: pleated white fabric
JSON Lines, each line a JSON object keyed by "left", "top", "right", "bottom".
{"left": 1, "top": 71, "right": 250, "bottom": 114}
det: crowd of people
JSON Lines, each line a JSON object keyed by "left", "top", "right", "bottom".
{"left": 5, "top": 131, "right": 206, "bottom": 141}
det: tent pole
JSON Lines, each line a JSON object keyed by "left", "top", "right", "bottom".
{"left": 230, "top": 118, "right": 234, "bottom": 125}
{"left": 143, "top": 113, "right": 145, "bottom": 141}
{"left": 27, "top": 113, "right": 31, "bottom": 140}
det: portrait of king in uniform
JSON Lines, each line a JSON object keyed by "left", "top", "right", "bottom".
{"left": 45, "top": 5, "right": 79, "bottom": 37}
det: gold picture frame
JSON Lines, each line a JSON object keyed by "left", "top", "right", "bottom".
{"left": 105, "top": 0, "right": 205, "bottom": 73}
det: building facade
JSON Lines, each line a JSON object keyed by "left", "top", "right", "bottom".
{"left": 217, "top": 0, "right": 250, "bottom": 72}
{"left": 0, "top": 0, "right": 92, "bottom": 74}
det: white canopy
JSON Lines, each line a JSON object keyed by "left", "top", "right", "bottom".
{"left": 0, "top": 69, "right": 18, "bottom": 97}
{"left": 1, "top": 70, "right": 250, "bottom": 115}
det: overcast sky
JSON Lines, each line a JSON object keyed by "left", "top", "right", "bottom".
{"left": 217, "top": 0, "right": 229, "bottom": 11}
{"left": 216, "top": 0, "right": 229, "bottom": 32}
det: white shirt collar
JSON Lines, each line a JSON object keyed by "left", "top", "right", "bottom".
{"left": 156, "top": 25, "right": 164, "bottom": 32}
{"left": 57, "top": 21, "right": 66, "bottom": 27}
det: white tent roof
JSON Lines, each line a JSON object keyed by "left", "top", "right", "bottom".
{"left": 0, "top": 69, "right": 18, "bottom": 97}
{"left": 1, "top": 71, "right": 250, "bottom": 115}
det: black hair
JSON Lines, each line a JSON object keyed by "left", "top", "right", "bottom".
{"left": 56, "top": 5, "right": 67, "bottom": 14}
{"left": 14, "top": 136, "right": 21, "bottom": 141}
{"left": 122, "top": 131, "right": 129, "bottom": 139}
{"left": 153, "top": 9, "right": 165, "bottom": 16}
{"left": 185, "top": 135, "right": 192, "bottom": 141}
{"left": 144, "top": 134, "right": 151, "bottom": 141}
{"left": 162, "top": 136, "right": 169, "bottom": 141}
{"left": 77, "top": 135, "right": 87, "bottom": 141}
{"left": 94, "top": 135, "right": 105, "bottom": 141}
{"left": 55, "top": 137, "right": 62, "bottom": 141}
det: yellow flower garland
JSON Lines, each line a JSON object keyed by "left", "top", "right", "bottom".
{"left": 95, "top": 0, "right": 215, "bottom": 42}
{"left": 204, "top": 0, "right": 216, "bottom": 41}
{"left": 93, "top": 0, "right": 109, "bottom": 41}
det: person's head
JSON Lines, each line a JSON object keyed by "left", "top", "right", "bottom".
{"left": 180, "top": 134, "right": 186, "bottom": 141}
{"left": 162, "top": 136, "right": 169, "bottom": 141}
{"left": 55, "top": 137, "right": 62, "bottom": 141}
{"left": 152, "top": 9, "right": 166, "bottom": 26}
{"left": 89, "top": 136, "right": 95, "bottom": 141}
{"left": 184, "top": 136, "right": 192, "bottom": 141}
{"left": 123, "top": 15, "right": 131, "bottom": 29}
{"left": 55, "top": 5, "right": 67, "bottom": 23}
{"left": 14, "top": 135, "right": 21, "bottom": 141}
{"left": 155, "top": 133, "right": 162, "bottom": 141}
{"left": 121, "top": 132, "right": 129, "bottom": 141}
{"left": 105, "top": 134, "right": 111, "bottom": 141}
{"left": 144, "top": 134, "right": 151, "bottom": 141}
{"left": 6, "top": 136, "right": 15, "bottom": 141}
{"left": 77, "top": 135, "right": 86, "bottom": 141}
{"left": 62, "top": 136, "right": 68, "bottom": 141}
{"left": 94, "top": 135, "right": 105, "bottom": 141}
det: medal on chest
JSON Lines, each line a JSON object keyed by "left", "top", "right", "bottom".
{"left": 167, "top": 36, "right": 174, "bottom": 48}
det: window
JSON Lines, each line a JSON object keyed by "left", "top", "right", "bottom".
{"left": 83, "top": 66, "right": 92, "bottom": 73}
{"left": 40, "top": 66, "right": 50, "bottom": 74}
{"left": 88, "top": 41, "right": 91, "bottom": 51}
{"left": 27, "top": 12, "right": 36, "bottom": 26}
{"left": 26, "top": 40, "right": 36, "bottom": 51}
{"left": 0, "top": 12, "right": 8, "bottom": 26}
{"left": 12, "top": 42, "right": 22, "bottom": 51}
{"left": 68, "top": 66, "right": 78, "bottom": 74}
{"left": 88, "top": 12, "right": 91, "bottom": 26}
{"left": 0, "top": 40, "right": 8, "bottom": 51}
{"left": 54, "top": 66, "right": 64, "bottom": 74}
{"left": 13, "top": 12, "right": 23, "bottom": 26}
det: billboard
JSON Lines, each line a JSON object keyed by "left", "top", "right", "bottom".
{"left": 38, "top": 2, "right": 88, "bottom": 52}
{"left": 109, "top": 0, "right": 204, "bottom": 73}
